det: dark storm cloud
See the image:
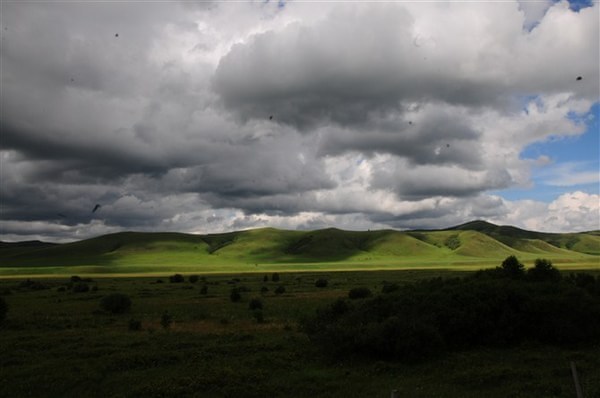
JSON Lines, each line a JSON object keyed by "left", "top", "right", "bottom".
{"left": 318, "top": 111, "right": 484, "bottom": 169}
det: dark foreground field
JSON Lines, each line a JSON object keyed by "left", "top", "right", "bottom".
{"left": 1, "top": 269, "right": 599, "bottom": 398}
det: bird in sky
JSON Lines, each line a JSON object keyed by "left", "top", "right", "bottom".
{"left": 57, "top": 213, "right": 67, "bottom": 218}
{"left": 576, "top": 76, "right": 582, "bottom": 81}
{"left": 115, "top": 33, "right": 119, "bottom": 38}
{"left": 269, "top": 115, "right": 273, "bottom": 120}
{"left": 92, "top": 204, "right": 102, "bottom": 213}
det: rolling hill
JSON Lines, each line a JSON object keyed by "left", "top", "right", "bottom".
{"left": 0, "top": 221, "right": 598, "bottom": 275}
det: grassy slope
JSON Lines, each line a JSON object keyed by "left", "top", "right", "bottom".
{"left": 1, "top": 222, "right": 598, "bottom": 275}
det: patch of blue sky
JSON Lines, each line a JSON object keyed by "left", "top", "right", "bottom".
{"left": 566, "top": 0, "right": 594, "bottom": 12}
{"left": 496, "top": 102, "right": 599, "bottom": 202}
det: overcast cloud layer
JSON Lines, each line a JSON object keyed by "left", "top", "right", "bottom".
{"left": 1, "top": 0, "right": 599, "bottom": 242}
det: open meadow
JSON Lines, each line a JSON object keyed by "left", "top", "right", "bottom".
{"left": 1, "top": 268, "right": 600, "bottom": 398}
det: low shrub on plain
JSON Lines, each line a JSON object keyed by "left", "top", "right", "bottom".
{"left": 315, "top": 278, "right": 328, "bottom": 288}
{"left": 160, "top": 312, "right": 172, "bottom": 329}
{"left": 128, "top": 319, "right": 142, "bottom": 331}
{"left": 189, "top": 275, "right": 199, "bottom": 284}
{"left": 230, "top": 289, "right": 242, "bottom": 302}
{"left": 249, "top": 298, "right": 263, "bottom": 310}
{"left": 348, "top": 287, "right": 372, "bottom": 299}
{"left": 169, "top": 274, "right": 184, "bottom": 283}
{"left": 0, "top": 297, "right": 7, "bottom": 324}
{"left": 71, "top": 282, "right": 90, "bottom": 293}
{"left": 274, "top": 286, "right": 286, "bottom": 295}
{"left": 100, "top": 293, "right": 132, "bottom": 314}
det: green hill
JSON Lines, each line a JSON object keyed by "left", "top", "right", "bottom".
{"left": 0, "top": 221, "right": 598, "bottom": 275}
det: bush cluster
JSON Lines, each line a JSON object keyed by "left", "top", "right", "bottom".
{"left": 169, "top": 274, "right": 185, "bottom": 283}
{"left": 303, "top": 257, "right": 600, "bottom": 362}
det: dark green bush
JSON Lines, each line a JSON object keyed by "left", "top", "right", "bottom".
{"left": 271, "top": 273, "right": 280, "bottom": 282}
{"left": 71, "top": 282, "right": 90, "bottom": 293}
{"left": 381, "top": 283, "right": 399, "bottom": 294}
{"left": 100, "top": 293, "right": 132, "bottom": 314}
{"left": 252, "top": 310, "right": 264, "bottom": 323}
{"left": 230, "top": 289, "right": 242, "bottom": 302}
{"left": 274, "top": 286, "right": 286, "bottom": 295}
{"left": 263, "top": 275, "right": 269, "bottom": 282}
{"left": 348, "top": 287, "right": 372, "bottom": 299}
{"left": 249, "top": 298, "right": 263, "bottom": 310}
{"left": 303, "top": 270, "right": 600, "bottom": 362}
{"left": 315, "top": 278, "right": 328, "bottom": 288}
{"left": 160, "top": 312, "right": 172, "bottom": 329}
{"left": 128, "top": 319, "right": 142, "bottom": 331}
{"left": 189, "top": 275, "right": 199, "bottom": 284}
{"left": 260, "top": 286, "right": 269, "bottom": 294}
{"left": 70, "top": 275, "right": 82, "bottom": 282}
{"left": 199, "top": 285, "right": 208, "bottom": 295}
{"left": 169, "top": 274, "right": 184, "bottom": 283}
{"left": 0, "top": 297, "right": 7, "bottom": 324}
{"left": 444, "top": 235, "right": 461, "bottom": 250}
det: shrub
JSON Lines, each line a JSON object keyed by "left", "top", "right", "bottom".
{"left": 199, "top": 285, "right": 208, "bottom": 295}
{"left": 381, "top": 283, "right": 399, "bottom": 294}
{"left": 249, "top": 298, "right": 263, "bottom": 310}
{"left": 128, "top": 319, "right": 142, "bottom": 331}
{"left": 100, "top": 293, "right": 132, "bottom": 314}
{"left": 70, "top": 275, "right": 82, "bottom": 283}
{"left": 169, "top": 274, "right": 184, "bottom": 283}
{"left": 160, "top": 312, "right": 172, "bottom": 329}
{"left": 263, "top": 275, "right": 269, "bottom": 282}
{"left": 91, "top": 285, "right": 98, "bottom": 292}
{"left": 444, "top": 235, "right": 461, "bottom": 250}
{"left": 274, "top": 286, "right": 286, "bottom": 295}
{"left": 0, "top": 297, "right": 7, "bottom": 324}
{"left": 315, "top": 278, "right": 328, "bottom": 288}
{"left": 348, "top": 287, "right": 372, "bottom": 299}
{"left": 189, "top": 275, "right": 199, "bottom": 284}
{"left": 57, "top": 286, "right": 66, "bottom": 292}
{"left": 230, "top": 289, "right": 242, "bottom": 302}
{"left": 271, "top": 273, "right": 280, "bottom": 282}
{"left": 252, "top": 310, "right": 264, "bottom": 323}
{"left": 528, "top": 259, "right": 561, "bottom": 282}
{"left": 260, "top": 286, "right": 269, "bottom": 294}
{"left": 71, "top": 282, "right": 90, "bottom": 293}
{"left": 156, "top": 279, "right": 164, "bottom": 284}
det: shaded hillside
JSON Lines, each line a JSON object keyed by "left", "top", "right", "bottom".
{"left": 447, "top": 220, "right": 600, "bottom": 255}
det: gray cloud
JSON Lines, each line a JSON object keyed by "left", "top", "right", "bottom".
{"left": 1, "top": 1, "right": 598, "bottom": 241}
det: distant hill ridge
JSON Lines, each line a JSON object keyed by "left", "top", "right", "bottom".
{"left": 1, "top": 220, "right": 598, "bottom": 269}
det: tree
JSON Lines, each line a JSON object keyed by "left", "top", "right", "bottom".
{"left": 528, "top": 258, "right": 561, "bottom": 282}
{"left": 500, "top": 255, "right": 525, "bottom": 279}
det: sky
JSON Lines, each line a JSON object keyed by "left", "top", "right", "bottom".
{"left": 0, "top": 0, "right": 599, "bottom": 242}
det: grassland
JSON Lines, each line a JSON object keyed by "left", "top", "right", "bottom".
{"left": 1, "top": 221, "right": 598, "bottom": 277}
{"left": 1, "top": 269, "right": 599, "bottom": 398}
